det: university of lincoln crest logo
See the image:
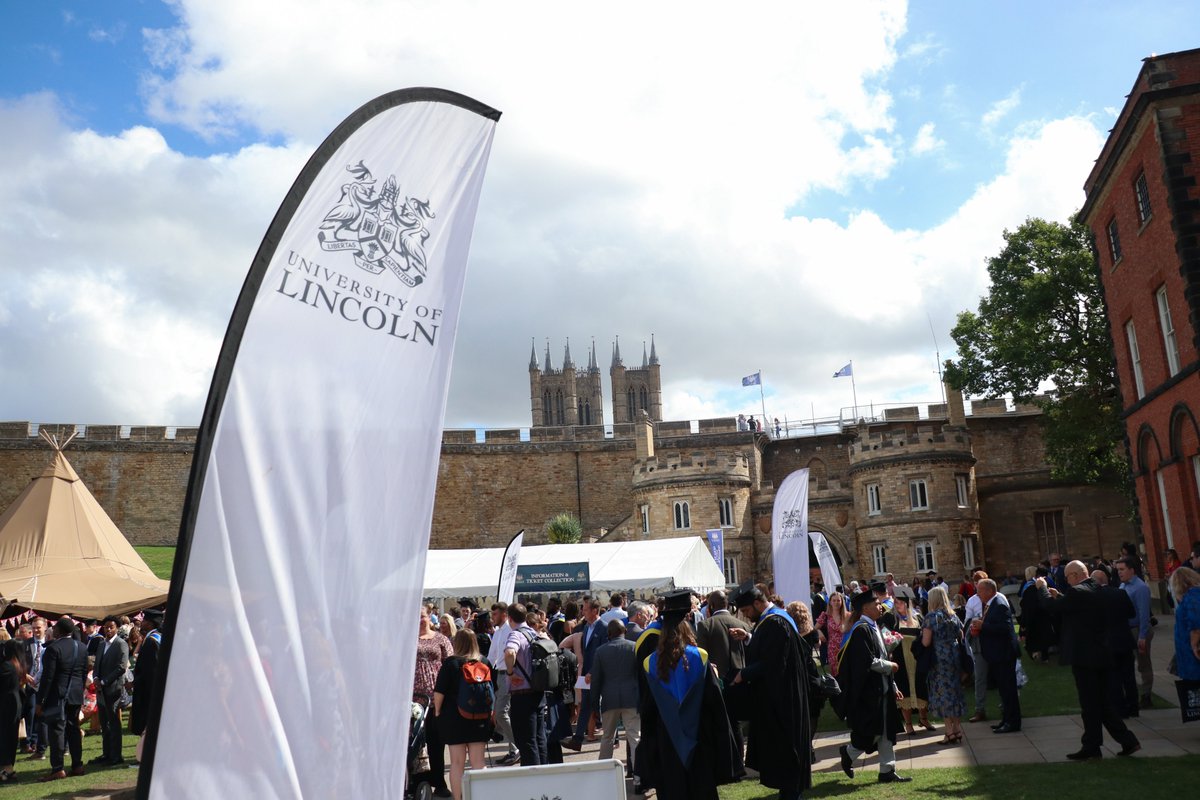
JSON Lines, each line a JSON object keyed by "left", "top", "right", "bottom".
{"left": 317, "top": 161, "right": 435, "bottom": 287}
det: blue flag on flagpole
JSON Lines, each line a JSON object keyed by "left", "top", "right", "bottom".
{"left": 833, "top": 363, "right": 852, "bottom": 378}
{"left": 742, "top": 371, "right": 761, "bottom": 386}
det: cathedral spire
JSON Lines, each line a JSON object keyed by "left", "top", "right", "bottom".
{"left": 543, "top": 339, "right": 553, "bottom": 374}
{"left": 563, "top": 338, "right": 574, "bottom": 370}
{"left": 642, "top": 341, "right": 649, "bottom": 368}
{"left": 649, "top": 334, "right": 659, "bottom": 366}
{"left": 612, "top": 336, "right": 623, "bottom": 368}
{"left": 529, "top": 338, "right": 539, "bottom": 371}
{"left": 588, "top": 338, "right": 598, "bottom": 372}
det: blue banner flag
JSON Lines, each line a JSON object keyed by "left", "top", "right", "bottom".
{"left": 741, "top": 371, "right": 761, "bottom": 386}
{"left": 833, "top": 363, "right": 853, "bottom": 378}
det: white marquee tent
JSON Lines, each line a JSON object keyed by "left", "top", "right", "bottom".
{"left": 418, "top": 537, "right": 728, "bottom": 599}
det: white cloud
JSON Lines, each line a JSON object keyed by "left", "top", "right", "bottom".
{"left": 982, "top": 87, "right": 1022, "bottom": 127}
{"left": 910, "top": 122, "right": 944, "bottom": 155}
{"left": 0, "top": 4, "right": 1114, "bottom": 432}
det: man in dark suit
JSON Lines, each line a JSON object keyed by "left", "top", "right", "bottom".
{"left": 1091, "top": 569, "right": 1140, "bottom": 718}
{"left": 561, "top": 596, "right": 607, "bottom": 752}
{"left": 130, "top": 610, "right": 163, "bottom": 743}
{"left": 973, "top": 579, "right": 1021, "bottom": 733}
{"left": 20, "top": 618, "right": 49, "bottom": 758}
{"left": 1047, "top": 562, "right": 1141, "bottom": 759}
{"left": 36, "top": 618, "right": 87, "bottom": 780}
{"left": 625, "top": 601, "right": 651, "bottom": 642}
{"left": 591, "top": 620, "right": 642, "bottom": 786}
{"left": 696, "top": 590, "right": 751, "bottom": 684}
{"left": 92, "top": 616, "right": 129, "bottom": 766}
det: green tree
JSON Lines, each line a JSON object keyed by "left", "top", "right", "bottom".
{"left": 545, "top": 512, "right": 583, "bottom": 544}
{"left": 944, "top": 215, "right": 1130, "bottom": 489}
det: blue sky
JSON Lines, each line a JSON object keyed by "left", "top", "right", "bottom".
{"left": 1, "top": 2, "right": 1199, "bottom": 427}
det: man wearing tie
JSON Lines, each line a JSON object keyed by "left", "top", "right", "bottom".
{"left": 36, "top": 618, "right": 87, "bottom": 780}
{"left": 561, "top": 596, "right": 607, "bottom": 752}
{"left": 22, "top": 618, "right": 49, "bottom": 759}
{"left": 973, "top": 580, "right": 1022, "bottom": 733}
{"left": 92, "top": 617, "right": 129, "bottom": 766}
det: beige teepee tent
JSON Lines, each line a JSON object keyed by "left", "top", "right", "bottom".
{"left": 0, "top": 432, "right": 170, "bottom": 617}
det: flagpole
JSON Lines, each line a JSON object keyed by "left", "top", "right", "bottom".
{"left": 758, "top": 370, "right": 768, "bottom": 433}
{"left": 850, "top": 359, "right": 858, "bottom": 420}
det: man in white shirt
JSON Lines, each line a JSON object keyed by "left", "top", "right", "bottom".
{"left": 599, "top": 593, "right": 629, "bottom": 626}
{"left": 963, "top": 570, "right": 1009, "bottom": 723}
{"left": 486, "top": 604, "right": 519, "bottom": 765}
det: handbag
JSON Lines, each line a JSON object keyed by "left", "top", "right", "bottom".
{"left": 1176, "top": 679, "right": 1200, "bottom": 724}
{"left": 956, "top": 631, "right": 975, "bottom": 677}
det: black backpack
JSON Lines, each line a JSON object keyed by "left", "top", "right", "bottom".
{"left": 555, "top": 647, "right": 578, "bottom": 705}
{"left": 515, "top": 629, "right": 561, "bottom": 692}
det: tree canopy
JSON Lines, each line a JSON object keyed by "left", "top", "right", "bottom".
{"left": 945, "top": 216, "right": 1130, "bottom": 488}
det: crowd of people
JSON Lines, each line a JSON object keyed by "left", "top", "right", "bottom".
{"left": 411, "top": 540, "right": 1200, "bottom": 799}
{"left": 0, "top": 609, "right": 163, "bottom": 783}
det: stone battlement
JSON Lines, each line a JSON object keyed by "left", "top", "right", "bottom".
{"left": 632, "top": 450, "right": 752, "bottom": 490}
{"left": 848, "top": 425, "right": 974, "bottom": 465}
{"left": 0, "top": 422, "right": 199, "bottom": 443}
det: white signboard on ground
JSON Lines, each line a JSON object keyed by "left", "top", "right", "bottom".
{"left": 463, "top": 759, "right": 625, "bottom": 800}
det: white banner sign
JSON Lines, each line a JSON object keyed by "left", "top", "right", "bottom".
{"left": 771, "top": 469, "right": 810, "bottom": 606}
{"left": 141, "top": 89, "right": 499, "bottom": 800}
{"left": 808, "top": 531, "right": 842, "bottom": 596}
{"left": 497, "top": 530, "right": 524, "bottom": 604}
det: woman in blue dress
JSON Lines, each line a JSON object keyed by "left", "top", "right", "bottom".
{"left": 921, "top": 586, "right": 966, "bottom": 744}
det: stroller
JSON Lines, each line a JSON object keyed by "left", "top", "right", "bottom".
{"left": 405, "top": 694, "right": 436, "bottom": 800}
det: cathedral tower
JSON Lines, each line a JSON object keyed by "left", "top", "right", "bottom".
{"left": 529, "top": 339, "right": 604, "bottom": 427}
{"left": 610, "top": 335, "right": 663, "bottom": 424}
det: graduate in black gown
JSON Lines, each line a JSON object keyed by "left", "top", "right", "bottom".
{"left": 836, "top": 590, "right": 909, "bottom": 783}
{"left": 637, "top": 590, "right": 741, "bottom": 800}
{"left": 731, "top": 583, "right": 811, "bottom": 800}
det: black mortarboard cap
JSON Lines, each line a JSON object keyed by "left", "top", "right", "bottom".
{"left": 850, "top": 590, "right": 876, "bottom": 612}
{"left": 731, "top": 581, "right": 762, "bottom": 609}
{"left": 143, "top": 609, "right": 164, "bottom": 625}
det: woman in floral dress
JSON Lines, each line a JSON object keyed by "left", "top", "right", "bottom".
{"left": 414, "top": 608, "right": 453, "bottom": 796}
{"left": 921, "top": 586, "right": 966, "bottom": 744}
{"left": 815, "top": 592, "right": 848, "bottom": 675}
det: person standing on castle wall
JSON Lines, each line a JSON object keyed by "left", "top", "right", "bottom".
{"left": 737, "top": 414, "right": 748, "bottom": 432}
{"left": 747, "top": 416, "right": 758, "bottom": 433}
{"left": 774, "top": 418, "right": 782, "bottom": 437}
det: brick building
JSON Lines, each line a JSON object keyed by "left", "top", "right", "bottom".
{"left": 1081, "top": 48, "right": 1200, "bottom": 576}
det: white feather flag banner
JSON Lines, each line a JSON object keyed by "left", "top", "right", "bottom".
{"left": 771, "top": 469, "right": 811, "bottom": 606}
{"left": 140, "top": 89, "right": 499, "bottom": 799}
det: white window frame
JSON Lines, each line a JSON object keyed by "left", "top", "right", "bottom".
{"left": 909, "top": 479, "right": 929, "bottom": 511}
{"left": 872, "top": 544, "right": 887, "bottom": 576}
{"left": 723, "top": 555, "right": 739, "bottom": 585}
{"left": 867, "top": 483, "right": 882, "bottom": 516}
{"left": 955, "top": 474, "right": 969, "bottom": 508}
{"left": 718, "top": 497, "right": 733, "bottom": 528}
{"left": 962, "top": 535, "right": 978, "bottom": 571}
{"left": 1157, "top": 285, "right": 1181, "bottom": 376}
{"left": 1125, "top": 320, "right": 1146, "bottom": 399}
{"left": 1193, "top": 455, "right": 1200, "bottom": 512}
{"left": 640, "top": 504, "right": 650, "bottom": 537}
{"left": 1157, "top": 471, "right": 1175, "bottom": 550}
{"left": 915, "top": 540, "right": 936, "bottom": 573}
{"left": 673, "top": 500, "right": 691, "bottom": 530}
{"left": 1135, "top": 171, "right": 1152, "bottom": 224}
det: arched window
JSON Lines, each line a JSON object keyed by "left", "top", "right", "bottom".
{"left": 555, "top": 390, "right": 565, "bottom": 425}
{"left": 583, "top": 401, "right": 591, "bottom": 425}
{"left": 543, "top": 390, "right": 552, "bottom": 425}
{"left": 640, "top": 386, "right": 649, "bottom": 412}
{"left": 673, "top": 500, "right": 691, "bottom": 530}
{"left": 627, "top": 388, "right": 636, "bottom": 421}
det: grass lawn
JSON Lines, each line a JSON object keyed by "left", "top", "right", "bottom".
{"left": 0, "top": 731, "right": 139, "bottom": 800}
{"left": 717, "top": 755, "right": 1200, "bottom": 799}
{"left": 133, "top": 546, "right": 176, "bottom": 581}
